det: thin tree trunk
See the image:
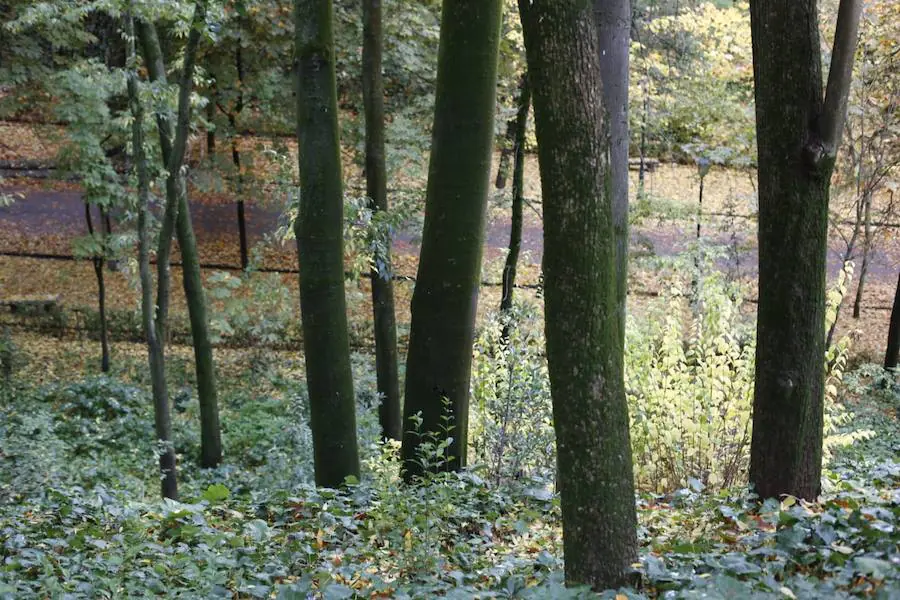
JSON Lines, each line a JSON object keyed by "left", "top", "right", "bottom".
{"left": 229, "top": 42, "right": 249, "bottom": 270}
{"left": 495, "top": 73, "right": 528, "bottom": 190}
{"left": 749, "top": 0, "right": 862, "bottom": 501}
{"left": 400, "top": 0, "right": 502, "bottom": 479}
{"left": 519, "top": 0, "right": 637, "bottom": 589}
{"left": 294, "top": 0, "right": 360, "bottom": 487}
{"left": 206, "top": 80, "right": 216, "bottom": 155}
{"left": 852, "top": 191, "right": 873, "bottom": 318}
{"left": 138, "top": 8, "right": 223, "bottom": 469}
{"left": 363, "top": 0, "right": 402, "bottom": 441}
{"left": 84, "top": 203, "right": 110, "bottom": 373}
{"left": 596, "top": 0, "right": 631, "bottom": 327}
{"left": 127, "top": 9, "right": 177, "bottom": 500}
{"left": 500, "top": 75, "right": 531, "bottom": 317}
{"left": 884, "top": 271, "right": 900, "bottom": 371}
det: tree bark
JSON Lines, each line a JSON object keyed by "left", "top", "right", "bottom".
{"left": 127, "top": 9, "right": 177, "bottom": 500}
{"left": 400, "top": 0, "right": 502, "bottom": 479}
{"left": 363, "top": 0, "right": 402, "bottom": 441}
{"left": 138, "top": 8, "right": 223, "bottom": 469}
{"left": 595, "top": 0, "right": 631, "bottom": 327}
{"left": 500, "top": 75, "right": 530, "bottom": 317}
{"left": 519, "top": 0, "right": 637, "bottom": 589}
{"left": 495, "top": 73, "right": 528, "bottom": 190}
{"left": 84, "top": 203, "right": 110, "bottom": 373}
{"left": 294, "top": 0, "right": 361, "bottom": 487}
{"left": 749, "top": 0, "right": 862, "bottom": 501}
{"left": 884, "top": 271, "right": 900, "bottom": 371}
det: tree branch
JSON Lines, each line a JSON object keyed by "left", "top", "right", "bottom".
{"left": 820, "top": 0, "right": 863, "bottom": 158}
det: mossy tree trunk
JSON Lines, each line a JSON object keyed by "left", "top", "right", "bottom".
{"left": 749, "top": 0, "right": 862, "bottom": 501}
{"left": 138, "top": 7, "right": 223, "bottom": 469}
{"left": 127, "top": 9, "right": 177, "bottom": 500}
{"left": 400, "top": 0, "right": 502, "bottom": 479}
{"left": 518, "top": 0, "right": 637, "bottom": 589}
{"left": 595, "top": 0, "right": 631, "bottom": 326}
{"left": 294, "top": 0, "right": 361, "bottom": 487}
{"left": 519, "top": 0, "right": 638, "bottom": 589}
{"left": 363, "top": 0, "right": 401, "bottom": 441}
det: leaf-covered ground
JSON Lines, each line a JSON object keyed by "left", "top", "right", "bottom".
{"left": 1, "top": 335, "right": 899, "bottom": 599}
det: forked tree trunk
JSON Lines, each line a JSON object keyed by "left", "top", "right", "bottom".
{"left": 138, "top": 9, "right": 223, "bottom": 469}
{"left": 294, "top": 0, "right": 361, "bottom": 487}
{"left": 749, "top": 0, "right": 862, "bottom": 501}
{"left": 400, "top": 0, "right": 502, "bottom": 479}
{"left": 884, "top": 271, "right": 900, "bottom": 372}
{"left": 519, "top": 0, "right": 637, "bottom": 589}
{"left": 127, "top": 10, "right": 177, "bottom": 500}
{"left": 363, "top": 0, "right": 402, "bottom": 441}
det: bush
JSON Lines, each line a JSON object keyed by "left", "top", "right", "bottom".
{"left": 469, "top": 268, "right": 871, "bottom": 494}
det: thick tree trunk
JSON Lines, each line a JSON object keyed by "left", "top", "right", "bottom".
{"left": 294, "top": 0, "right": 361, "bottom": 487}
{"left": 138, "top": 9, "right": 223, "bottom": 469}
{"left": 595, "top": 0, "right": 631, "bottom": 325}
{"left": 749, "top": 0, "right": 861, "bottom": 501}
{"left": 84, "top": 203, "right": 110, "bottom": 373}
{"left": 127, "top": 11, "right": 177, "bottom": 500}
{"left": 400, "top": 0, "right": 502, "bottom": 479}
{"left": 519, "top": 0, "right": 637, "bottom": 589}
{"left": 884, "top": 271, "right": 900, "bottom": 371}
{"left": 363, "top": 0, "right": 402, "bottom": 441}
{"left": 500, "top": 76, "right": 531, "bottom": 316}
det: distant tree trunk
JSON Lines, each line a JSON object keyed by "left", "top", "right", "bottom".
{"left": 138, "top": 7, "right": 223, "bottom": 469}
{"left": 400, "top": 0, "right": 502, "bottom": 479}
{"left": 127, "top": 9, "right": 177, "bottom": 500}
{"left": 638, "top": 79, "right": 649, "bottom": 189}
{"left": 294, "top": 0, "right": 361, "bottom": 487}
{"left": 884, "top": 271, "right": 900, "bottom": 371}
{"left": 84, "top": 203, "right": 110, "bottom": 373}
{"left": 596, "top": 0, "right": 631, "bottom": 326}
{"left": 852, "top": 190, "right": 873, "bottom": 318}
{"left": 363, "top": 0, "right": 402, "bottom": 441}
{"left": 206, "top": 79, "right": 216, "bottom": 155}
{"left": 227, "top": 41, "right": 249, "bottom": 271}
{"left": 519, "top": 0, "right": 637, "bottom": 589}
{"left": 749, "top": 0, "right": 862, "bottom": 501}
{"left": 500, "top": 75, "right": 530, "bottom": 317}
{"left": 495, "top": 73, "right": 528, "bottom": 190}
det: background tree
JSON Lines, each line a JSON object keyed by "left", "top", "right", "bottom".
{"left": 749, "top": 0, "right": 862, "bottom": 500}
{"left": 362, "top": 0, "right": 401, "bottom": 441}
{"left": 137, "top": 6, "right": 223, "bottom": 469}
{"left": 294, "top": 0, "right": 360, "bottom": 487}
{"left": 519, "top": 0, "right": 638, "bottom": 589}
{"left": 400, "top": 0, "right": 503, "bottom": 479}
{"left": 126, "top": 8, "right": 178, "bottom": 500}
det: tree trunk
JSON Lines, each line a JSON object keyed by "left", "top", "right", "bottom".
{"left": 400, "top": 0, "right": 502, "bottom": 479}
{"left": 519, "top": 0, "right": 637, "bottom": 589}
{"left": 595, "top": 0, "right": 631, "bottom": 326}
{"left": 500, "top": 75, "right": 530, "bottom": 317}
{"left": 84, "top": 203, "right": 110, "bottom": 373}
{"left": 495, "top": 73, "right": 528, "bottom": 190}
{"left": 852, "top": 191, "right": 873, "bottom": 319}
{"left": 884, "top": 271, "right": 900, "bottom": 371}
{"left": 127, "top": 10, "right": 177, "bottom": 500}
{"left": 294, "top": 0, "right": 360, "bottom": 487}
{"left": 206, "top": 81, "right": 216, "bottom": 155}
{"left": 363, "top": 0, "right": 402, "bottom": 441}
{"left": 230, "top": 43, "right": 249, "bottom": 271}
{"left": 749, "top": 0, "right": 862, "bottom": 501}
{"left": 138, "top": 8, "right": 223, "bottom": 469}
